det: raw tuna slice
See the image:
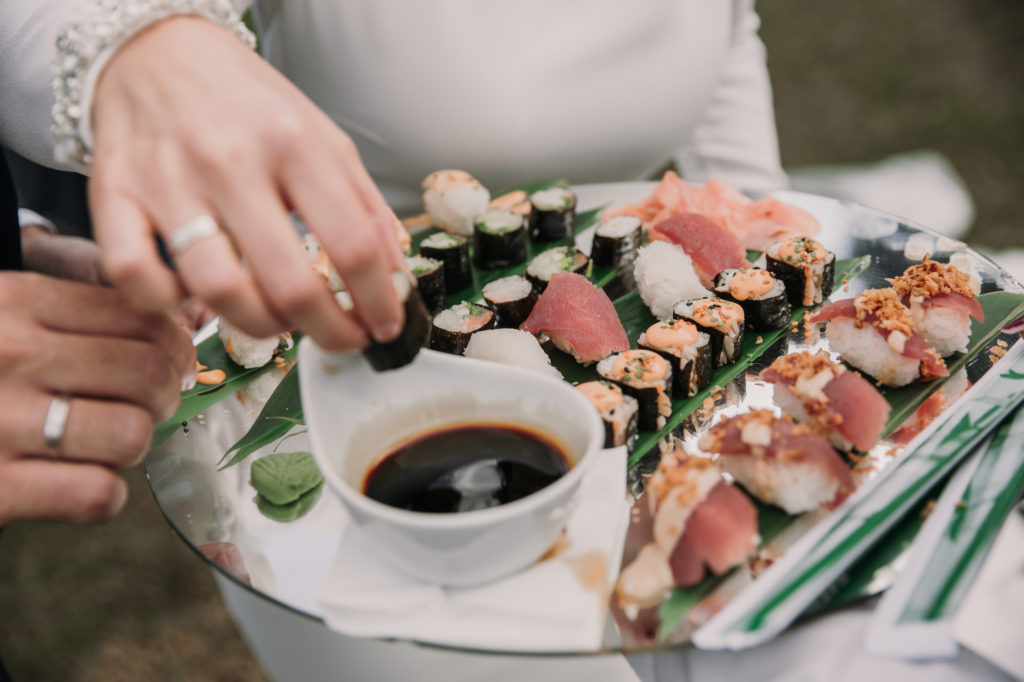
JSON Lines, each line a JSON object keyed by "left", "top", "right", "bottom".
{"left": 519, "top": 272, "right": 628, "bottom": 364}
{"left": 670, "top": 482, "right": 758, "bottom": 581}
{"left": 649, "top": 212, "right": 751, "bottom": 286}
{"left": 822, "top": 370, "right": 891, "bottom": 451}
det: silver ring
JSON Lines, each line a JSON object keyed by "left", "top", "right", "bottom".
{"left": 43, "top": 396, "right": 72, "bottom": 452}
{"left": 168, "top": 214, "right": 220, "bottom": 255}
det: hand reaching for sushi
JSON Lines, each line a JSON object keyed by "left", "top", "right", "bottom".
{"left": 0, "top": 273, "right": 196, "bottom": 524}
{"left": 87, "top": 16, "right": 407, "bottom": 351}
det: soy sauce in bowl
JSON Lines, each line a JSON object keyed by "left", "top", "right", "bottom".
{"left": 363, "top": 423, "right": 571, "bottom": 513}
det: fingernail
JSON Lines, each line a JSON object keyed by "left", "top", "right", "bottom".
{"left": 107, "top": 479, "right": 129, "bottom": 518}
{"left": 373, "top": 321, "right": 402, "bottom": 344}
{"left": 181, "top": 365, "right": 198, "bottom": 391}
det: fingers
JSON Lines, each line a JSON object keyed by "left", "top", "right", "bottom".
{"left": 0, "top": 458, "right": 128, "bottom": 525}
{"left": 280, "top": 140, "right": 404, "bottom": 343}
{"left": 17, "top": 332, "right": 181, "bottom": 422}
{"left": 89, "top": 177, "right": 185, "bottom": 311}
{"left": 212, "top": 179, "right": 370, "bottom": 351}
{"left": 0, "top": 388, "right": 154, "bottom": 467}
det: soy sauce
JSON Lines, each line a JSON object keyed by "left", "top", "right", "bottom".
{"left": 363, "top": 423, "right": 570, "bottom": 513}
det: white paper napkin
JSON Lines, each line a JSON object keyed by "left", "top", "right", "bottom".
{"left": 318, "top": 446, "right": 630, "bottom": 652}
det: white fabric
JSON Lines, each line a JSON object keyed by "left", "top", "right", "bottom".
{"left": 252, "top": 0, "right": 787, "bottom": 215}
{"left": 318, "top": 446, "right": 630, "bottom": 652}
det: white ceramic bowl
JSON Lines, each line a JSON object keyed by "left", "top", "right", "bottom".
{"left": 298, "top": 342, "right": 604, "bottom": 587}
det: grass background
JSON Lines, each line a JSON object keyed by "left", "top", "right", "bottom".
{"left": 1, "top": 2, "right": 1021, "bottom": 680}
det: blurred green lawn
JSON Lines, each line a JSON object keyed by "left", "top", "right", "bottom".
{"left": 1, "top": 2, "right": 1021, "bottom": 680}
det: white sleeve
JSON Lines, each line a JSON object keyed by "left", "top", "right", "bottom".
{"left": 673, "top": 0, "right": 788, "bottom": 191}
{"left": 0, "top": 0, "right": 255, "bottom": 171}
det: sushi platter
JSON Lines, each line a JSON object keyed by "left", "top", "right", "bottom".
{"left": 146, "top": 176, "right": 1024, "bottom": 654}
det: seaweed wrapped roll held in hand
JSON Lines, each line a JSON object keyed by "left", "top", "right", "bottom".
{"left": 430, "top": 301, "right": 495, "bottom": 355}
{"left": 713, "top": 268, "right": 790, "bottom": 330}
{"left": 528, "top": 187, "right": 577, "bottom": 242}
{"left": 340, "top": 272, "right": 432, "bottom": 371}
{"left": 473, "top": 210, "right": 528, "bottom": 269}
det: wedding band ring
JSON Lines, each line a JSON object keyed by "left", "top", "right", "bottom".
{"left": 43, "top": 396, "right": 71, "bottom": 452}
{"left": 168, "top": 214, "right": 220, "bottom": 255}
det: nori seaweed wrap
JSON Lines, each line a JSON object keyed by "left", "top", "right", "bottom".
{"left": 473, "top": 210, "right": 528, "bottom": 269}
{"left": 528, "top": 187, "right": 577, "bottom": 242}
{"left": 481, "top": 275, "right": 538, "bottom": 329}
{"left": 357, "top": 272, "right": 432, "bottom": 371}
{"left": 406, "top": 255, "right": 445, "bottom": 314}
{"left": 765, "top": 236, "right": 836, "bottom": 308}
{"left": 420, "top": 231, "right": 473, "bottom": 293}
{"left": 524, "top": 246, "right": 589, "bottom": 293}
{"left": 591, "top": 215, "right": 642, "bottom": 269}
{"left": 713, "top": 268, "right": 791, "bottom": 330}
{"left": 673, "top": 297, "right": 745, "bottom": 368}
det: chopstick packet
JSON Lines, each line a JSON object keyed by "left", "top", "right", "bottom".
{"left": 691, "top": 340, "right": 1024, "bottom": 651}
{"left": 865, "top": 399, "right": 1024, "bottom": 660}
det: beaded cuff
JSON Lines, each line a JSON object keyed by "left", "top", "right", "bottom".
{"left": 51, "top": 0, "right": 256, "bottom": 170}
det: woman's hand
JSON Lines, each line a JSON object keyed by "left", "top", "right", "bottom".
{"left": 0, "top": 272, "right": 197, "bottom": 525}
{"left": 88, "top": 15, "right": 406, "bottom": 351}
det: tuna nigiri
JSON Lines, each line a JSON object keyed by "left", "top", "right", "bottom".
{"left": 649, "top": 212, "right": 751, "bottom": 287}
{"left": 519, "top": 272, "right": 628, "bottom": 364}
{"left": 699, "top": 410, "right": 854, "bottom": 514}
{"left": 887, "top": 258, "right": 983, "bottom": 357}
{"left": 811, "top": 289, "right": 948, "bottom": 387}
{"left": 761, "top": 350, "right": 891, "bottom": 452}
{"left": 616, "top": 452, "right": 758, "bottom": 608}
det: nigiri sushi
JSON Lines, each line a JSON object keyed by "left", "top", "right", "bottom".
{"left": 811, "top": 288, "right": 948, "bottom": 387}
{"left": 699, "top": 410, "right": 855, "bottom": 514}
{"left": 761, "top": 350, "right": 891, "bottom": 452}
{"left": 633, "top": 241, "right": 711, "bottom": 320}
{"left": 616, "top": 452, "right": 758, "bottom": 608}
{"left": 887, "top": 258, "right": 983, "bottom": 357}
{"left": 421, "top": 170, "right": 490, "bottom": 236}
{"left": 649, "top": 212, "right": 751, "bottom": 287}
{"left": 519, "top": 272, "right": 628, "bottom": 365}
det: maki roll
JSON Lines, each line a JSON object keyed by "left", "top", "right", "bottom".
{"left": 429, "top": 301, "right": 495, "bottom": 355}
{"left": 811, "top": 288, "right": 948, "bottom": 387}
{"left": 528, "top": 187, "right": 577, "bottom": 242}
{"left": 887, "top": 258, "right": 984, "bottom": 357}
{"left": 577, "top": 381, "right": 639, "bottom": 452}
{"left": 597, "top": 349, "right": 673, "bottom": 431}
{"left": 524, "top": 246, "right": 589, "bottom": 293}
{"left": 421, "top": 169, "right": 490, "bottom": 236}
{"left": 713, "top": 268, "right": 791, "bottom": 330}
{"left": 481, "top": 274, "right": 538, "bottom": 328}
{"left": 591, "top": 215, "right": 643, "bottom": 269}
{"left": 766, "top": 236, "right": 835, "bottom": 307}
{"left": 473, "top": 209, "right": 528, "bottom": 269}
{"left": 637, "top": 319, "right": 712, "bottom": 399}
{"left": 357, "top": 272, "right": 432, "bottom": 371}
{"left": 698, "top": 410, "right": 854, "bottom": 514}
{"left": 673, "top": 297, "right": 745, "bottom": 368}
{"left": 420, "top": 231, "right": 472, "bottom": 293}
{"left": 406, "top": 255, "right": 445, "bottom": 314}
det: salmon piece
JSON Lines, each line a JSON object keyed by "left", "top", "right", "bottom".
{"left": 604, "top": 171, "right": 820, "bottom": 251}
{"left": 519, "top": 272, "right": 628, "bottom": 365}
{"left": 649, "top": 213, "right": 751, "bottom": 286}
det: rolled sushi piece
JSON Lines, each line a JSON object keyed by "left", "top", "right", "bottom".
{"left": 673, "top": 297, "right": 745, "bottom": 368}
{"left": 356, "top": 272, "right": 432, "bottom": 371}
{"left": 596, "top": 349, "right": 673, "bottom": 431}
{"left": 406, "top": 254, "right": 445, "bottom": 314}
{"left": 765, "top": 236, "right": 836, "bottom": 307}
{"left": 528, "top": 187, "right": 577, "bottom": 242}
{"left": 421, "top": 169, "right": 490, "bottom": 236}
{"left": 637, "top": 319, "right": 712, "bottom": 399}
{"left": 419, "top": 231, "right": 472, "bottom": 293}
{"left": 811, "top": 288, "right": 948, "bottom": 387}
{"left": 463, "top": 328, "right": 562, "bottom": 379}
{"left": 577, "top": 381, "right": 639, "bottom": 452}
{"left": 649, "top": 212, "right": 750, "bottom": 288}
{"left": 429, "top": 300, "right": 495, "bottom": 355}
{"left": 524, "top": 246, "right": 589, "bottom": 293}
{"left": 591, "top": 215, "right": 643, "bottom": 269}
{"left": 887, "top": 257, "right": 984, "bottom": 357}
{"left": 481, "top": 274, "right": 538, "bottom": 329}
{"left": 698, "top": 410, "right": 855, "bottom": 514}
{"left": 616, "top": 451, "right": 758, "bottom": 607}
{"left": 473, "top": 209, "right": 528, "bottom": 269}
{"left": 713, "top": 268, "right": 791, "bottom": 330}
{"left": 633, "top": 241, "right": 711, "bottom": 320}
{"left": 519, "top": 272, "right": 629, "bottom": 365}
{"left": 761, "top": 350, "right": 891, "bottom": 452}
